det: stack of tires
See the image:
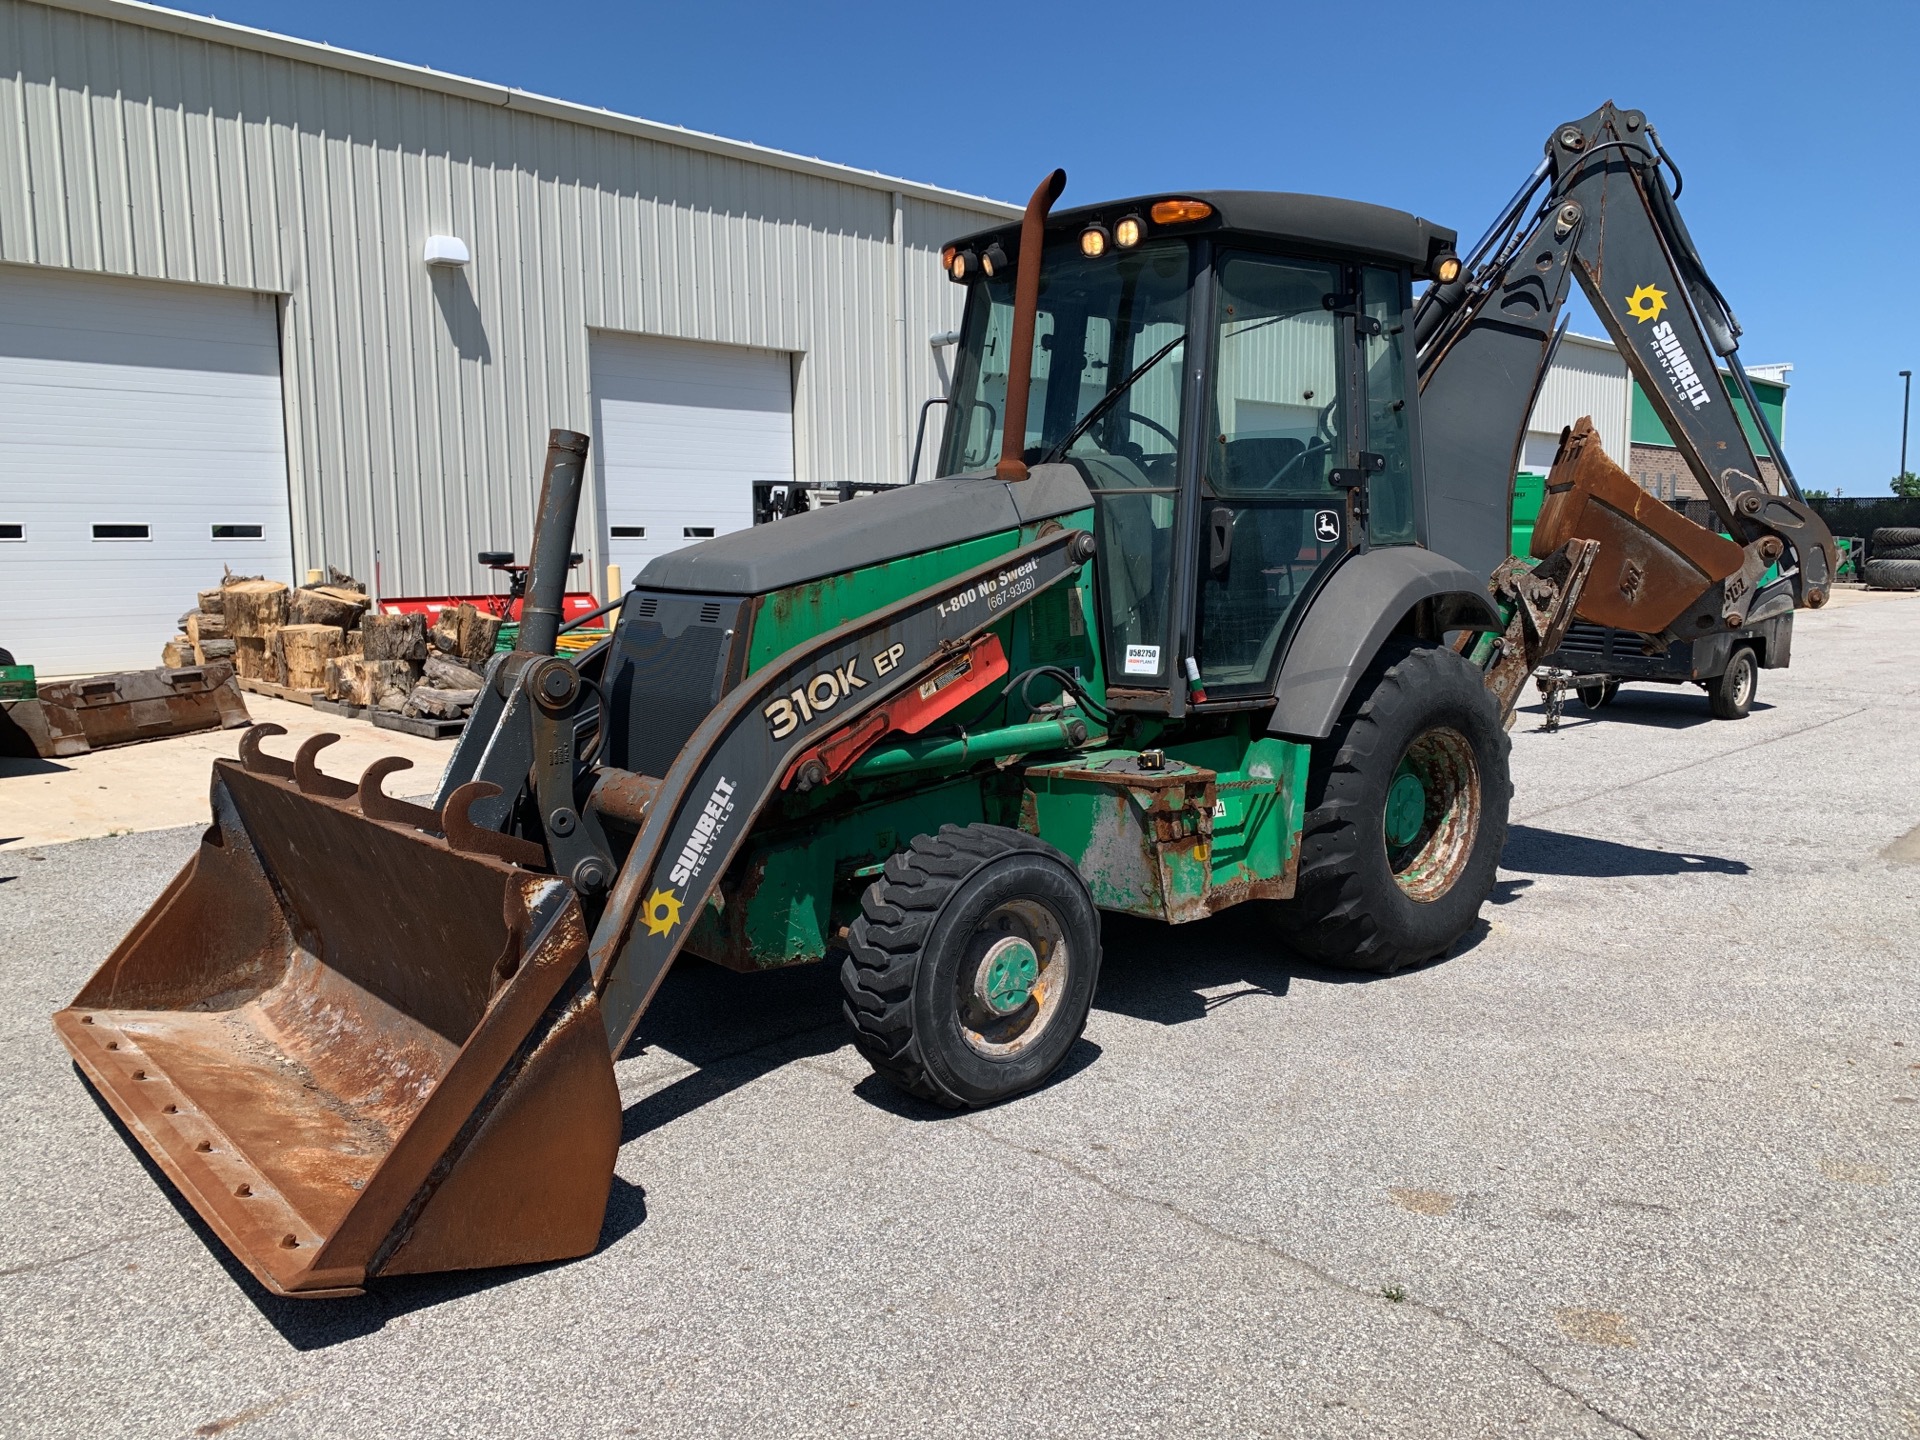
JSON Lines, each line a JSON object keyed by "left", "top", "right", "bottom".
{"left": 1865, "top": 528, "right": 1920, "bottom": 590}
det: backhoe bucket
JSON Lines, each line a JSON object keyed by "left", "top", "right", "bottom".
{"left": 52, "top": 728, "right": 621, "bottom": 1297}
{"left": 1532, "top": 417, "right": 1745, "bottom": 634}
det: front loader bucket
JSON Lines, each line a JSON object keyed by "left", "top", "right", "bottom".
{"left": 52, "top": 727, "right": 620, "bottom": 1297}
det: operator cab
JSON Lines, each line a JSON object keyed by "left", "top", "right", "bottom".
{"left": 936, "top": 193, "right": 1456, "bottom": 711}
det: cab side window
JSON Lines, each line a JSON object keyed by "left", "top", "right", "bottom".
{"left": 1362, "top": 266, "right": 1415, "bottom": 544}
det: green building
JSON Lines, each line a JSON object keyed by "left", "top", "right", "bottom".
{"left": 1629, "top": 364, "right": 1790, "bottom": 501}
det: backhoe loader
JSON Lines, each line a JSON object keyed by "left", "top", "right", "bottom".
{"left": 56, "top": 102, "right": 1834, "bottom": 1296}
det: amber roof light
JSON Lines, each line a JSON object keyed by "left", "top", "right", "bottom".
{"left": 1149, "top": 198, "right": 1213, "bottom": 225}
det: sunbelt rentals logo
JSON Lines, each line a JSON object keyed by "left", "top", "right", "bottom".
{"left": 1626, "top": 282, "right": 1712, "bottom": 413}
{"left": 642, "top": 775, "right": 740, "bottom": 939}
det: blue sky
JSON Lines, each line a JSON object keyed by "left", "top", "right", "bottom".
{"left": 181, "top": 0, "right": 1918, "bottom": 493}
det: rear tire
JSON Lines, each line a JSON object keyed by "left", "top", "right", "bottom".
{"left": 1870, "top": 526, "right": 1920, "bottom": 551}
{"left": 1863, "top": 557, "right": 1920, "bottom": 590}
{"left": 1708, "top": 646, "right": 1757, "bottom": 719}
{"left": 1577, "top": 679, "right": 1619, "bottom": 710}
{"left": 1278, "top": 642, "right": 1511, "bottom": 975}
{"left": 842, "top": 824, "right": 1101, "bottom": 1109}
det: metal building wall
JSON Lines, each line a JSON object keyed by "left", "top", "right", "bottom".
{"left": 0, "top": 0, "right": 1015, "bottom": 599}
{"left": 1526, "top": 332, "right": 1632, "bottom": 463}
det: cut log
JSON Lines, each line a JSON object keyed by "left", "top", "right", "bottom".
{"left": 323, "top": 656, "right": 365, "bottom": 705}
{"left": 279, "top": 624, "right": 346, "bottom": 690}
{"left": 187, "top": 611, "right": 228, "bottom": 643}
{"left": 232, "top": 637, "right": 273, "bottom": 681}
{"left": 197, "top": 587, "right": 227, "bottom": 615}
{"left": 162, "top": 636, "right": 196, "bottom": 668}
{"left": 406, "top": 684, "right": 479, "bottom": 720}
{"left": 423, "top": 654, "right": 486, "bottom": 691}
{"left": 429, "top": 607, "right": 463, "bottom": 656}
{"left": 460, "top": 606, "right": 504, "bottom": 664}
{"left": 429, "top": 602, "right": 503, "bottom": 665}
{"left": 223, "top": 580, "right": 289, "bottom": 639}
{"left": 199, "top": 638, "right": 236, "bottom": 660}
{"left": 364, "top": 659, "right": 422, "bottom": 712}
{"left": 289, "top": 585, "right": 370, "bottom": 631}
{"left": 361, "top": 611, "right": 426, "bottom": 662}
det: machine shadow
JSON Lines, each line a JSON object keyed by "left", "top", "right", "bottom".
{"left": 617, "top": 955, "right": 849, "bottom": 1144}
{"left": 1516, "top": 690, "right": 1775, "bottom": 731}
{"left": 1503, "top": 823, "right": 1750, "bottom": 878}
{"left": 1089, "top": 905, "right": 1458, "bottom": 1029}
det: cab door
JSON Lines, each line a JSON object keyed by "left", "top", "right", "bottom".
{"left": 1190, "top": 251, "right": 1356, "bottom": 699}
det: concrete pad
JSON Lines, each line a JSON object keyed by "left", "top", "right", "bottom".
{"left": 1, "top": 593, "right": 1916, "bottom": 1438}
{"left": 0, "top": 695, "right": 452, "bottom": 849}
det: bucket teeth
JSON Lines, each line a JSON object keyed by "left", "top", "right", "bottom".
{"left": 293, "top": 734, "right": 358, "bottom": 799}
{"left": 356, "top": 755, "right": 443, "bottom": 832}
{"left": 443, "top": 781, "right": 549, "bottom": 870}
{"left": 239, "top": 723, "right": 295, "bottom": 778}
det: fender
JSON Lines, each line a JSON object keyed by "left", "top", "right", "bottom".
{"left": 1267, "top": 547, "right": 1500, "bottom": 741}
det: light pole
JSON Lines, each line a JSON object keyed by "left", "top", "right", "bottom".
{"left": 1902, "top": 370, "right": 1912, "bottom": 482}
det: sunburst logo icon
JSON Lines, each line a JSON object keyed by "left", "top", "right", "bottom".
{"left": 1625, "top": 283, "right": 1668, "bottom": 324}
{"left": 643, "top": 887, "right": 684, "bottom": 937}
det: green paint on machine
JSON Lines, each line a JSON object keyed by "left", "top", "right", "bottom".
{"left": 746, "top": 530, "right": 1025, "bottom": 674}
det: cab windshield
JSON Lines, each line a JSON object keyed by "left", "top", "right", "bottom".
{"left": 936, "top": 238, "right": 1192, "bottom": 482}
{"left": 938, "top": 238, "right": 1193, "bottom": 684}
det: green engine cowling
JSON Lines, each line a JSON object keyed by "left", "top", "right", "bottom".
{"left": 597, "top": 468, "right": 1106, "bottom": 970}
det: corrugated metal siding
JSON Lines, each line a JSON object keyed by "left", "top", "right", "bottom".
{"left": 0, "top": 0, "right": 1007, "bottom": 597}
{"left": 1526, "top": 332, "right": 1632, "bottom": 463}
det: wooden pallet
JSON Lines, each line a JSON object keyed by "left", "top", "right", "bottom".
{"left": 371, "top": 708, "right": 466, "bottom": 740}
{"left": 311, "top": 697, "right": 372, "bottom": 723}
{"left": 237, "top": 676, "right": 322, "bottom": 707}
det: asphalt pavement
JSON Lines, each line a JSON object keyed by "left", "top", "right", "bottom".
{"left": 2, "top": 590, "right": 1915, "bottom": 1439}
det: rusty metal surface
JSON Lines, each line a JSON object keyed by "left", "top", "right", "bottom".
{"left": 1532, "top": 419, "right": 1743, "bottom": 634}
{"left": 1483, "top": 540, "right": 1599, "bottom": 727}
{"left": 51, "top": 724, "right": 618, "bottom": 1297}
{"left": 18, "top": 664, "right": 250, "bottom": 756}
{"left": 994, "top": 169, "right": 1068, "bottom": 483}
{"left": 0, "top": 697, "right": 87, "bottom": 758}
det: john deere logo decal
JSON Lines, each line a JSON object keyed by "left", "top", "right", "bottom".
{"left": 643, "top": 887, "right": 683, "bottom": 937}
{"left": 1624, "top": 283, "right": 1668, "bottom": 324}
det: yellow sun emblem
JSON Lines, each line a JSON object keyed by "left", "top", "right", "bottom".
{"left": 643, "top": 887, "right": 683, "bottom": 937}
{"left": 1624, "top": 283, "right": 1668, "bottom": 324}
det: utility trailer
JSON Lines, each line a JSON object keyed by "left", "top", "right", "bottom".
{"left": 1545, "top": 611, "right": 1790, "bottom": 720}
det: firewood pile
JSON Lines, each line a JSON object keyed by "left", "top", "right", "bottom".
{"left": 163, "top": 570, "right": 501, "bottom": 725}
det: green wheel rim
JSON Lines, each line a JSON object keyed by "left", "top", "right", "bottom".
{"left": 1384, "top": 764, "right": 1428, "bottom": 850}
{"left": 979, "top": 937, "right": 1040, "bottom": 1014}
{"left": 959, "top": 899, "right": 1070, "bottom": 1059}
{"left": 1383, "top": 726, "right": 1482, "bottom": 904}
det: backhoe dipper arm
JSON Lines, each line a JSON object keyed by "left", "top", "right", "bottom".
{"left": 1416, "top": 102, "right": 1834, "bottom": 616}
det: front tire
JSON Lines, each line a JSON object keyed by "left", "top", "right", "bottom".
{"left": 1278, "top": 642, "right": 1511, "bottom": 975}
{"left": 842, "top": 825, "right": 1101, "bottom": 1109}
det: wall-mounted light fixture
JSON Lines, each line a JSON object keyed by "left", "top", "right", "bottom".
{"left": 423, "top": 235, "right": 471, "bottom": 268}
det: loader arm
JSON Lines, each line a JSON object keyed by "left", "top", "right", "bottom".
{"left": 1415, "top": 101, "right": 1834, "bottom": 626}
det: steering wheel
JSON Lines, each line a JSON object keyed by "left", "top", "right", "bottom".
{"left": 1258, "top": 399, "right": 1343, "bottom": 491}
{"left": 1081, "top": 409, "right": 1179, "bottom": 459}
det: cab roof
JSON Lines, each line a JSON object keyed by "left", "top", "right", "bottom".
{"left": 948, "top": 190, "right": 1458, "bottom": 279}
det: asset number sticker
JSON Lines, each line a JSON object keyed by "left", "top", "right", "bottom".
{"left": 1123, "top": 644, "right": 1161, "bottom": 676}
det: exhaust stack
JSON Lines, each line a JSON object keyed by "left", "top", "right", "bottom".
{"left": 995, "top": 169, "right": 1067, "bottom": 483}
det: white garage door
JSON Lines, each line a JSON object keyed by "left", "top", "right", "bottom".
{"left": 0, "top": 265, "right": 292, "bottom": 677}
{"left": 591, "top": 333, "right": 793, "bottom": 577}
